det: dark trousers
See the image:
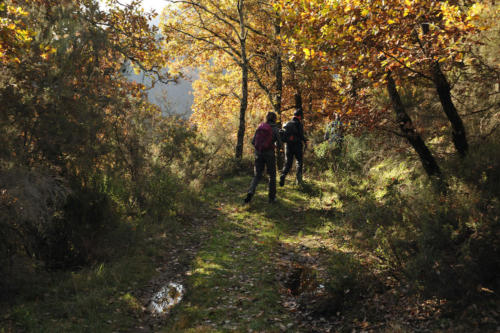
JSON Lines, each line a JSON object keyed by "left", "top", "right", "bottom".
{"left": 282, "top": 144, "right": 303, "bottom": 181}
{"left": 248, "top": 151, "right": 276, "bottom": 200}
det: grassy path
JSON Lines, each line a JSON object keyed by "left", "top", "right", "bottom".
{"left": 6, "top": 174, "right": 492, "bottom": 332}
{"left": 162, "top": 175, "right": 463, "bottom": 332}
{"left": 2, "top": 174, "right": 343, "bottom": 333}
{"left": 163, "top": 175, "right": 350, "bottom": 332}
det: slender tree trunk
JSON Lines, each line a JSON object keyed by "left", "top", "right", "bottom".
{"left": 288, "top": 62, "right": 304, "bottom": 113}
{"left": 294, "top": 90, "right": 303, "bottom": 112}
{"left": 420, "top": 23, "right": 468, "bottom": 157}
{"left": 431, "top": 61, "right": 468, "bottom": 157}
{"left": 386, "top": 72, "right": 441, "bottom": 178}
{"left": 273, "top": 17, "right": 284, "bottom": 170}
{"left": 235, "top": 0, "right": 248, "bottom": 161}
{"left": 273, "top": 19, "right": 283, "bottom": 118}
{"left": 236, "top": 61, "right": 248, "bottom": 161}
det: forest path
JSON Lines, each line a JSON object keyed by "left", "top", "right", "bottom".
{"left": 155, "top": 175, "right": 453, "bottom": 333}
{"left": 158, "top": 175, "right": 365, "bottom": 332}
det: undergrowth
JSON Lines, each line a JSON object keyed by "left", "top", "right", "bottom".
{"left": 310, "top": 132, "right": 500, "bottom": 317}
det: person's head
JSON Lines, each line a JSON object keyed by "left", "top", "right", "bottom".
{"left": 266, "top": 111, "right": 277, "bottom": 124}
{"left": 293, "top": 109, "right": 303, "bottom": 120}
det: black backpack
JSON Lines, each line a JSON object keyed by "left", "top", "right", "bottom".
{"left": 280, "top": 121, "right": 299, "bottom": 144}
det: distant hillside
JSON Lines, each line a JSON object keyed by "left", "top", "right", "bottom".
{"left": 126, "top": 67, "right": 195, "bottom": 118}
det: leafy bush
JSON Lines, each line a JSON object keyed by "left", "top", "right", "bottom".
{"left": 47, "top": 187, "right": 119, "bottom": 269}
{"left": 143, "top": 166, "right": 198, "bottom": 223}
{"left": 0, "top": 168, "right": 123, "bottom": 271}
{"left": 315, "top": 130, "right": 500, "bottom": 304}
{"left": 309, "top": 134, "right": 379, "bottom": 176}
{"left": 323, "top": 252, "right": 373, "bottom": 314}
{"left": 339, "top": 146, "right": 500, "bottom": 301}
{"left": 0, "top": 169, "right": 70, "bottom": 269}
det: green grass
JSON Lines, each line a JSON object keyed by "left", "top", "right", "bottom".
{"left": 161, "top": 174, "right": 376, "bottom": 332}
{"left": 162, "top": 151, "right": 499, "bottom": 332}
{"left": 3, "top": 147, "right": 499, "bottom": 332}
{"left": 163, "top": 176, "right": 294, "bottom": 332}
{"left": 0, "top": 219, "right": 186, "bottom": 332}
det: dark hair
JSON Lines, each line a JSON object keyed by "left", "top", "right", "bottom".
{"left": 293, "top": 109, "right": 303, "bottom": 118}
{"left": 266, "top": 112, "right": 277, "bottom": 123}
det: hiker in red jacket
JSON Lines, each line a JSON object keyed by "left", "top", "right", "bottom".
{"left": 244, "top": 112, "right": 282, "bottom": 204}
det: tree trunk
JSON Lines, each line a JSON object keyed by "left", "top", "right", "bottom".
{"left": 235, "top": 62, "right": 248, "bottom": 161}
{"left": 273, "top": 18, "right": 283, "bottom": 118}
{"left": 421, "top": 23, "right": 468, "bottom": 157}
{"left": 386, "top": 72, "right": 441, "bottom": 178}
{"left": 235, "top": 0, "right": 248, "bottom": 161}
{"left": 294, "top": 89, "right": 303, "bottom": 112}
{"left": 288, "top": 61, "right": 304, "bottom": 113}
{"left": 431, "top": 61, "right": 468, "bottom": 157}
{"left": 273, "top": 18, "right": 284, "bottom": 170}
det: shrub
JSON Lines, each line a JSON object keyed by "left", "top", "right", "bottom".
{"left": 0, "top": 168, "right": 122, "bottom": 271}
{"left": 323, "top": 252, "right": 372, "bottom": 314}
{"left": 308, "top": 134, "right": 379, "bottom": 176}
{"left": 371, "top": 171, "right": 500, "bottom": 300}
{"left": 0, "top": 169, "right": 70, "bottom": 268}
{"left": 48, "top": 186, "right": 119, "bottom": 269}
{"left": 143, "top": 166, "right": 193, "bottom": 223}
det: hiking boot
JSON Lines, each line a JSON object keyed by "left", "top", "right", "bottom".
{"left": 243, "top": 193, "right": 253, "bottom": 204}
{"left": 279, "top": 175, "right": 285, "bottom": 187}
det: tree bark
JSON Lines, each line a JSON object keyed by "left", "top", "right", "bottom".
{"left": 235, "top": 0, "right": 248, "bottom": 161}
{"left": 431, "top": 61, "right": 468, "bottom": 157}
{"left": 421, "top": 23, "right": 468, "bottom": 157}
{"left": 288, "top": 61, "right": 304, "bottom": 113}
{"left": 236, "top": 61, "right": 248, "bottom": 161}
{"left": 273, "top": 18, "right": 283, "bottom": 118}
{"left": 294, "top": 90, "right": 303, "bottom": 112}
{"left": 273, "top": 17, "right": 284, "bottom": 170}
{"left": 386, "top": 72, "right": 441, "bottom": 178}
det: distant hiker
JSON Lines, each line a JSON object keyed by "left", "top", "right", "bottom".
{"left": 324, "top": 113, "right": 345, "bottom": 171}
{"left": 244, "top": 112, "right": 282, "bottom": 204}
{"left": 324, "top": 113, "right": 344, "bottom": 146}
{"left": 279, "top": 108, "right": 308, "bottom": 186}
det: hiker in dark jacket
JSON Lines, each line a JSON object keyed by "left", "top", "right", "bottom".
{"left": 244, "top": 112, "right": 282, "bottom": 204}
{"left": 280, "top": 109, "right": 308, "bottom": 186}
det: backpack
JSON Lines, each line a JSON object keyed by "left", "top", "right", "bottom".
{"left": 280, "top": 120, "right": 299, "bottom": 144}
{"left": 254, "top": 123, "right": 274, "bottom": 152}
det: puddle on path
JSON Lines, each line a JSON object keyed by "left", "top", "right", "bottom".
{"left": 148, "top": 282, "right": 185, "bottom": 315}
